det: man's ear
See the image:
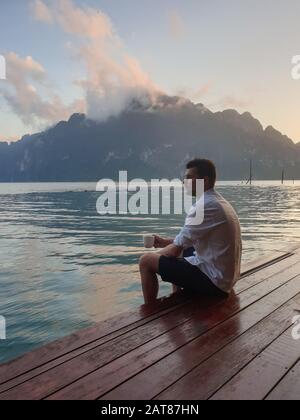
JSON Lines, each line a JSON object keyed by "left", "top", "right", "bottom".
{"left": 203, "top": 176, "right": 210, "bottom": 188}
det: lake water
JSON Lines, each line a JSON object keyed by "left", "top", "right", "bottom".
{"left": 0, "top": 181, "right": 300, "bottom": 364}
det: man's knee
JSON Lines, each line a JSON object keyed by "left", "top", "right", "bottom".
{"left": 139, "top": 254, "right": 160, "bottom": 272}
{"left": 139, "top": 254, "right": 152, "bottom": 270}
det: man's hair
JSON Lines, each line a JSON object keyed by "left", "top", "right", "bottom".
{"left": 186, "top": 158, "right": 217, "bottom": 187}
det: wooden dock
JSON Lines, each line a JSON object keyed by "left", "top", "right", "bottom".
{"left": 1, "top": 245, "right": 300, "bottom": 400}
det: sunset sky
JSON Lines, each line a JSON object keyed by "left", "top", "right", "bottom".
{"left": 0, "top": 0, "right": 300, "bottom": 142}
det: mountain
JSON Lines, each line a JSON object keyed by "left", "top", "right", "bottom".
{"left": 1, "top": 95, "right": 300, "bottom": 181}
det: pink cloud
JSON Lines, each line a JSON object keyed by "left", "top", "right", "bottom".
{"left": 31, "top": 0, "right": 53, "bottom": 23}
{"left": 31, "top": 0, "right": 162, "bottom": 122}
{"left": 0, "top": 52, "right": 85, "bottom": 128}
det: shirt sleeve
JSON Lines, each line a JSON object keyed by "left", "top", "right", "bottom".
{"left": 173, "top": 226, "right": 194, "bottom": 248}
{"left": 174, "top": 205, "right": 226, "bottom": 249}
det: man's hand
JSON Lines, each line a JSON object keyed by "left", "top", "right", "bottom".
{"left": 153, "top": 235, "right": 174, "bottom": 249}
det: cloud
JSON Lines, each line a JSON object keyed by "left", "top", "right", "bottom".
{"left": 32, "top": 0, "right": 113, "bottom": 40}
{"left": 2, "top": 0, "right": 160, "bottom": 130}
{"left": 74, "top": 40, "right": 159, "bottom": 121}
{"left": 168, "top": 10, "right": 185, "bottom": 40}
{"left": 174, "top": 82, "right": 213, "bottom": 102}
{"left": 53, "top": 0, "right": 113, "bottom": 40}
{"left": 0, "top": 52, "right": 85, "bottom": 128}
{"left": 31, "top": 0, "right": 53, "bottom": 23}
{"left": 0, "top": 134, "right": 20, "bottom": 143}
{"left": 192, "top": 82, "right": 213, "bottom": 100}
{"left": 31, "top": 0, "right": 162, "bottom": 122}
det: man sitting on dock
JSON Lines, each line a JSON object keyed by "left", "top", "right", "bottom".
{"left": 139, "top": 158, "right": 242, "bottom": 305}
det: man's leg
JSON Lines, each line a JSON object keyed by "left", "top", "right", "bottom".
{"left": 139, "top": 246, "right": 184, "bottom": 304}
{"left": 139, "top": 253, "right": 161, "bottom": 305}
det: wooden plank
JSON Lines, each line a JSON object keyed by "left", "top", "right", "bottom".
{"left": 1, "top": 259, "right": 299, "bottom": 400}
{"left": 1, "top": 254, "right": 297, "bottom": 391}
{"left": 268, "top": 243, "right": 300, "bottom": 255}
{"left": 44, "top": 273, "right": 300, "bottom": 400}
{"left": 235, "top": 254, "right": 299, "bottom": 294}
{"left": 102, "top": 279, "right": 299, "bottom": 400}
{"left": 277, "top": 243, "right": 300, "bottom": 254}
{"left": 241, "top": 251, "right": 292, "bottom": 277}
{"left": 210, "top": 325, "right": 300, "bottom": 400}
{"left": 0, "top": 296, "right": 224, "bottom": 395}
{"left": 0, "top": 291, "right": 190, "bottom": 385}
{"left": 240, "top": 242, "right": 300, "bottom": 278}
{"left": 266, "top": 359, "right": 300, "bottom": 400}
{"left": 155, "top": 293, "right": 300, "bottom": 401}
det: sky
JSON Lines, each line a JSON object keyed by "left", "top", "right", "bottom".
{"left": 0, "top": 0, "right": 300, "bottom": 142}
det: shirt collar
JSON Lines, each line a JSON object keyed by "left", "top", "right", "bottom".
{"left": 204, "top": 188, "right": 215, "bottom": 195}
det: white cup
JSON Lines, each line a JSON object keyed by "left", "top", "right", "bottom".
{"left": 143, "top": 234, "right": 155, "bottom": 249}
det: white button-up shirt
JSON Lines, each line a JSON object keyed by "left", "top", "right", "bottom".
{"left": 174, "top": 188, "right": 242, "bottom": 293}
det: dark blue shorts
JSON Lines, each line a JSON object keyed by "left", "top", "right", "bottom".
{"left": 158, "top": 248, "right": 227, "bottom": 297}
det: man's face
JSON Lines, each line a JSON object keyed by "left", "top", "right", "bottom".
{"left": 184, "top": 167, "right": 200, "bottom": 197}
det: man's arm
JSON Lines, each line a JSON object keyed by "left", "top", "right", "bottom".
{"left": 153, "top": 235, "right": 174, "bottom": 249}
{"left": 158, "top": 244, "right": 183, "bottom": 258}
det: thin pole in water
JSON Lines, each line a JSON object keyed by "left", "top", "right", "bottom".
{"left": 246, "top": 159, "right": 253, "bottom": 185}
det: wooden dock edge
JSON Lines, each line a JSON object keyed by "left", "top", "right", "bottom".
{"left": 0, "top": 243, "right": 299, "bottom": 384}
{"left": 241, "top": 243, "right": 300, "bottom": 277}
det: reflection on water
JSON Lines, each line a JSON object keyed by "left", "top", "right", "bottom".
{"left": 0, "top": 181, "right": 299, "bottom": 363}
